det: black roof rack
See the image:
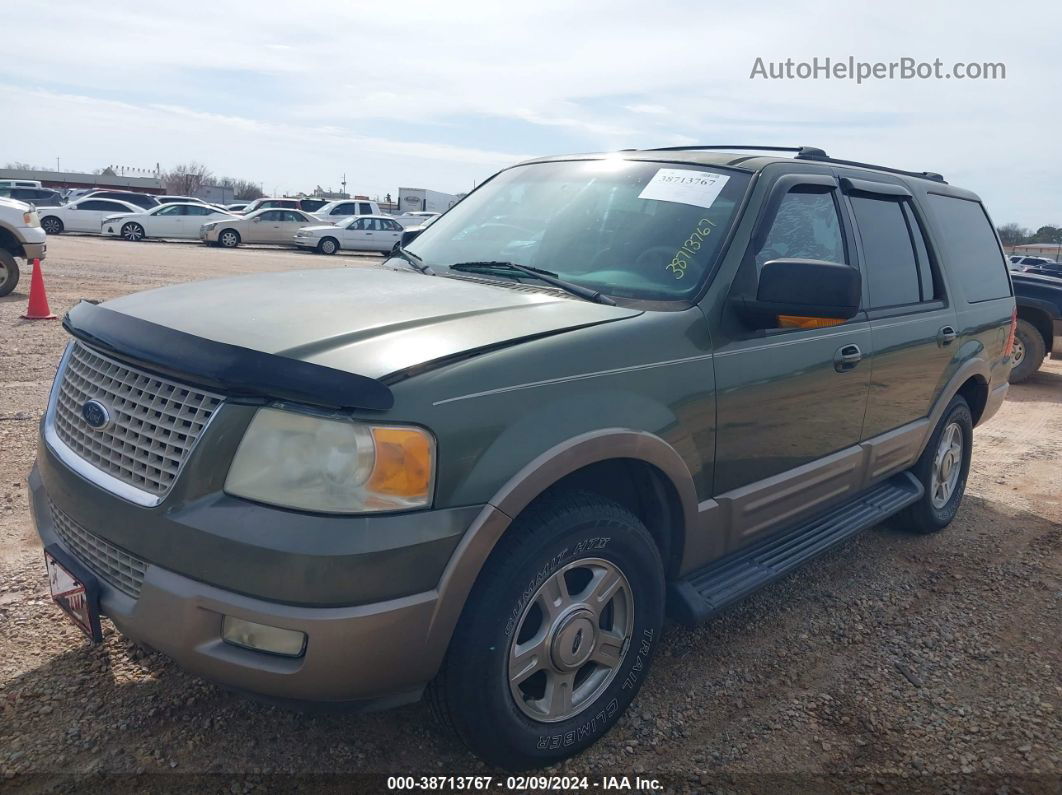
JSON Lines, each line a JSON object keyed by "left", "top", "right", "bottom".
{"left": 794, "top": 150, "right": 946, "bottom": 183}
{"left": 645, "top": 145, "right": 829, "bottom": 158}
{"left": 638, "top": 145, "right": 947, "bottom": 184}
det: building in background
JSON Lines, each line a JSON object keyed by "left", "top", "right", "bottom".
{"left": 193, "top": 183, "right": 235, "bottom": 205}
{"left": 0, "top": 168, "right": 164, "bottom": 195}
{"left": 398, "top": 187, "right": 458, "bottom": 214}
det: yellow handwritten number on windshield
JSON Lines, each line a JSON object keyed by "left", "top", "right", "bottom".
{"left": 667, "top": 218, "right": 716, "bottom": 279}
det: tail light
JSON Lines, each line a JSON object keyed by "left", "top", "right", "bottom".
{"left": 1003, "top": 307, "right": 1017, "bottom": 358}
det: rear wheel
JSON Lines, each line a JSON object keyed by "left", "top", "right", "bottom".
{"left": 121, "top": 222, "right": 145, "bottom": 242}
{"left": 892, "top": 395, "right": 973, "bottom": 534}
{"left": 41, "top": 216, "right": 63, "bottom": 235}
{"left": 1008, "top": 319, "right": 1046, "bottom": 383}
{"left": 318, "top": 237, "right": 339, "bottom": 255}
{"left": 219, "top": 229, "right": 241, "bottom": 248}
{"left": 431, "top": 491, "right": 664, "bottom": 770}
{"left": 0, "top": 250, "right": 20, "bottom": 297}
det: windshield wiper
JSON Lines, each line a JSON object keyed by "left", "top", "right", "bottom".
{"left": 449, "top": 261, "right": 616, "bottom": 306}
{"left": 389, "top": 245, "right": 434, "bottom": 275}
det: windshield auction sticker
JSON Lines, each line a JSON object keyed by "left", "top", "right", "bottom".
{"left": 638, "top": 169, "right": 730, "bottom": 209}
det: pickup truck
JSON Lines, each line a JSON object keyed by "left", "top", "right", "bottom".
{"left": 1011, "top": 271, "right": 1062, "bottom": 382}
{"left": 0, "top": 196, "right": 47, "bottom": 297}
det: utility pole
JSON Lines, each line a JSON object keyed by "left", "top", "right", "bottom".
{"left": 56, "top": 156, "right": 60, "bottom": 174}
{"left": 341, "top": 173, "right": 347, "bottom": 196}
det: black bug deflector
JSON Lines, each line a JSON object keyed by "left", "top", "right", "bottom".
{"left": 63, "top": 301, "right": 395, "bottom": 411}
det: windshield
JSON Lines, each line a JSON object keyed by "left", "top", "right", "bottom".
{"left": 405, "top": 159, "right": 749, "bottom": 300}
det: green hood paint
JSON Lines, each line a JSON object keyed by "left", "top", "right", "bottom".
{"left": 102, "top": 266, "right": 641, "bottom": 379}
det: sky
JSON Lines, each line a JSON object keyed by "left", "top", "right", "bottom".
{"left": 0, "top": 0, "right": 1058, "bottom": 226}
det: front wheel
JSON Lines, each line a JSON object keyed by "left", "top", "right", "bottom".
{"left": 41, "top": 216, "right": 63, "bottom": 235}
{"left": 218, "top": 229, "right": 241, "bottom": 248}
{"left": 0, "top": 250, "right": 21, "bottom": 297}
{"left": 318, "top": 237, "right": 339, "bottom": 255}
{"left": 431, "top": 491, "right": 664, "bottom": 770}
{"left": 892, "top": 395, "right": 973, "bottom": 534}
{"left": 121, "top": 222, "right": 145, "bottom": 242}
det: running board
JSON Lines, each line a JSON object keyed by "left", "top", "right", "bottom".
{"left": 668, "top": 472, "right": 923, "bottom": 625}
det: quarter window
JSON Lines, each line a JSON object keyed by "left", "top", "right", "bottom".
{"left": 755, "top": 189, "right": 846, "bottom": 268}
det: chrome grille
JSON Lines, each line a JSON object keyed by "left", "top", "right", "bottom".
{"left": 51, "top": 342, "right": 223, "bottom": 500}
{"left": 49, "top": 500, "right": 147, "bottom": 599}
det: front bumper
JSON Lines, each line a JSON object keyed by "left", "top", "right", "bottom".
{"left": 21, "top": 239, "right": 46, "bottom": 261}
{"left": 29, "top": 462, "right": 473, "bottom": 704}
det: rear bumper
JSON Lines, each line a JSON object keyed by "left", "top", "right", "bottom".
{"left": 29, "top": 463, "right": 453, "bottom": 704}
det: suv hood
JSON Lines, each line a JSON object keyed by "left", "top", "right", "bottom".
{"left": 102, "top": 267, "right": 641, "bottom": 380}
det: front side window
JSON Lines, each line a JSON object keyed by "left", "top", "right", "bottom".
{"left": 755, "top": 189, "right": 846, "bottom": 269}
{"left": 155, "top": 205, "right": 182, "bottom": 216}
{"left": 332, "top": 203, "right": 355, "bottom": 216}
{"left": 406, "top": 159, "right": 750, "bottom": 300}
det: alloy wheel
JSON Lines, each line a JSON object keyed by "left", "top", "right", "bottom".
{"left": 508, "top": 557, "right": 634, "bottom": 723}
{"left": 930, "top": 421, "right": 963, "bottom": 509}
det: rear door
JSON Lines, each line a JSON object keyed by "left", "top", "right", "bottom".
{"left": 840, "top": 177, "right": 958, "bottom": 442}
{"left": 714, "top": 173, "right": 873, "bottom": 546}
{"left": 73, "top": 199, "right": 131, "bottom": 232}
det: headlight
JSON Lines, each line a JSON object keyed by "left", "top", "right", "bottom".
{"left": 224, "top": 407, "right": 435, "bottom": 513}
{"left": 24, "top": 210, "right": 39, "bottom": 227}
{"left": 202, "top": 222, "right": 218, "bottom": 231}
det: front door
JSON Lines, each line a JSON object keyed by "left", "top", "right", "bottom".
{"left": 713, "top": 176, "right": 872, "bottom": 548}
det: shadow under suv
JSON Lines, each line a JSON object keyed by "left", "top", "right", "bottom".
{"left": 30, "top": 145, "right": 1015, "bottom": 770}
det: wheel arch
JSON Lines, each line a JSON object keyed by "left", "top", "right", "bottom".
{"left": 1016, "top": 305, "right": 1053, "bottom": 355}
{"left": 423, "top": 429, "right": 697, "bottom": 666}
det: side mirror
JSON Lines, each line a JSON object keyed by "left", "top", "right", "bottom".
{"left": 734, "top": 259, "right": 861, "bottom": 328}
{"left": 400, "top": 227, "right": 424, "bottom": 247}
{"left": 252, "top": 216, "right": 262, "bottom": 223}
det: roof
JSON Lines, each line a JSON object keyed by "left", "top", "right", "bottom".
{"left": 519, "top": 145, "right": 949, "bottom": 185}
{"left": 0, "top": 168, "right": 163, "bottom": 190}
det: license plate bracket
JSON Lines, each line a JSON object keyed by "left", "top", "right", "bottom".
{"left": 44, "top": 544, "right": 103, "bottom": 643}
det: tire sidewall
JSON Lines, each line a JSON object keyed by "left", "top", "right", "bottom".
{"left": 319, "top": 238, "right": 338, "bottom": 255}
{"left": 42, "top": 217, "right": 62, "bottom": 235}
{"left": 0, "top": 251, "right": 19, "bottom": 297}
{"left": 122, "top": 223, "right": 143, "bottom": 241}
{"left": 1009, "top": 320, "right": 1044, "bottom": 383}
{"left": 452, "top": 506, "right": 663, "bottom": 768}
{"left": 220, "top": 230, "right": 240, "bottom": 248}
{"left": 924, "top": 399, "right": 973, "bottom": 525}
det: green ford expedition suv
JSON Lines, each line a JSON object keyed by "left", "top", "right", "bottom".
{"left": 31, "top": 146, "right": 1015, "bottom": 769}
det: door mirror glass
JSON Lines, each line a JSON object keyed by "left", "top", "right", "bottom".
{"left": 401, "top": 228, "right": 424, "bottom": 247}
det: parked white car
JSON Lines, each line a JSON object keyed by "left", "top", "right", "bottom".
{"left": 38, "top": 198, "right": 143, "bottom": 235}
{"left": 293, "top": 215, "right": 403, "bottom": 255}
{"left": 239, "top": 197, "right": 301, "bottom": 214}
{"left": 200, "top": 208, "right": 321, "bottom": 247}
{"left": 101, "top": 203, "right": 234, "bottom": 241}
{"left": 311, "top": 199, "right": 381, "bottom": 225}
{"left": 394, "top": 211, "right": 441, "bottom": 227}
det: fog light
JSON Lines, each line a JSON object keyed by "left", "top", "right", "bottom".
{"left": 221, "top": 616, "right": 306, "bottom": 657}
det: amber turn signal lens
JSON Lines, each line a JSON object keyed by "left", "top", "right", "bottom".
{"left": 368, "top": 427, "right": 433, "bottom": 498}
{"left": 777, "top": 315, "right": 846, "bottom": 329}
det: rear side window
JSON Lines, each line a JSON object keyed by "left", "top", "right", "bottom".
{"left": 925, "top": 195, "right": 1011, "bottom": 302}
{"left": 850, "top": 196, "right": 922, "bottom": 307}
{"left": 358, "top": 202, "right": 373, "bottom": 215}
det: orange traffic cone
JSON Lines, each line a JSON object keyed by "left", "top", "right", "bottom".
{"left": 22, "top": 259, "right": 56, "bottom": 320}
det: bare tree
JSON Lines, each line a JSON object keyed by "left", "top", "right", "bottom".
{"left": 219, "top": 176, "right": 264, "bottom": 201}
{"left": 996, "top": 222, "right": 1030, "bottom": 246}
{"left": 162, "top": 162, "right": 213, "bottom": 196}
{"left": 4, "top": 161, "right": 47, "bottom": 171}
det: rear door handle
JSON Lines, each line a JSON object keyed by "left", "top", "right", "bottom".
{"left": 938, "top": 326, "right": 957, "bottom": 346}
{"left": 834, "top": 344, "right": 863, "bottom": 372}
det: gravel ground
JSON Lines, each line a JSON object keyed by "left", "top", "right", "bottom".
{"left": 1, "top": 236, "right": 1060, "bottom": 793}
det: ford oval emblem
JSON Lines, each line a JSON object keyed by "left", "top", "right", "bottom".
{"left": 81, "top": 399, "right": 111, "bottom": 430}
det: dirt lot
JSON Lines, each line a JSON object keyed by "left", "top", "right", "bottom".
{"left": 1, "top": 236, "right": 1060, "bottom": 792}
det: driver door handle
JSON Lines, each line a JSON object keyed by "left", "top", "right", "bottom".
{"left": 834, "top": 343, "right": 862, "bottom": 372}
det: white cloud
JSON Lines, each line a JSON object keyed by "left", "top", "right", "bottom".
{"left": 0, "top": 0, "right": 1058, "bottom": 222}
